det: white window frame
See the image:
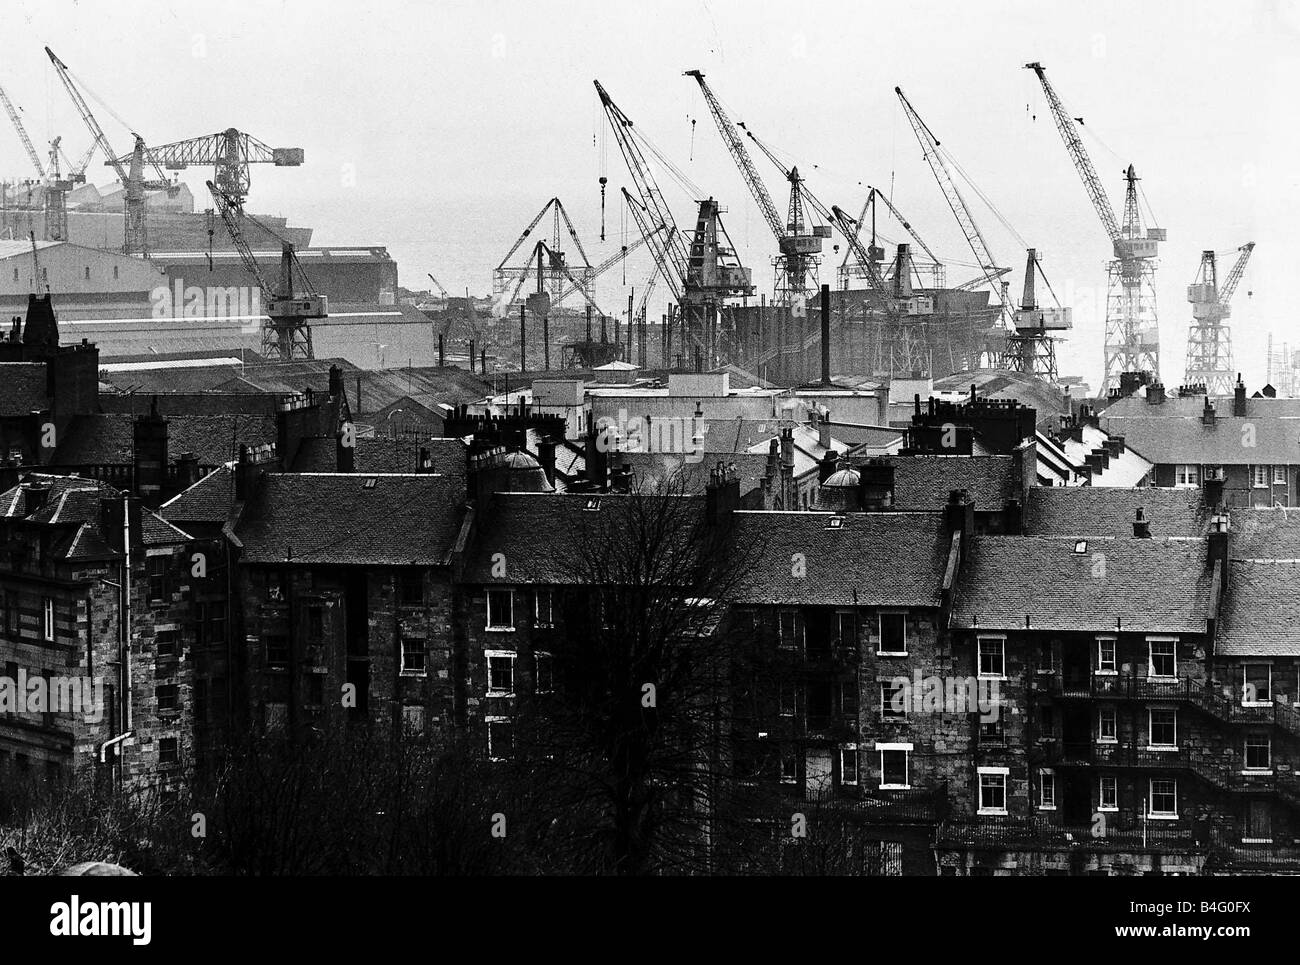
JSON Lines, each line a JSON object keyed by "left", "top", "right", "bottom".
{"left": 399, "top": 634, "right": 426, "bottom": 676}
{"left": 877, "top": 610, "right": 908, "bottom": 656}
{"left": 880, "top": 679, "right": 907, "bottom": 721}
{"left": 1099, "top": 775, "right": 1118, "bottom": 812}
{"left": 486, "top": 715, "right": 512, "bottom": 761}
{"left": 1097, "top": 705, "right": 1117, "bottom": 743}
{"left": 840, "top": 744, "right": 859, "bottom": 786}
{"left": 533, "top": 588, "right": 554, "bottom": 628}
{"left": 1147, "top": 778, "right": 1178, "bottom": 820}
{"left": 780, "top": 751, "right": 798, "bottom": 785}
{"left": 486, "top": 650, "right": 516, "bottom": 697}
{"left": 977, "top": 766, "right": 1009, "bottom": 815}
{"left": 1174, "top": 464, "right": 1200, "bottom": 488}
{"left": 778, "top": 610, "right": 802, "bottom": 651}
{"left": 1253, "top": 465, "right": 1270, "bottom": 489}
{"left": 778, "top": 679, "right": 796, "bottom": 717}
{"left": 1037, "top": 768, "right": 1057, "bottom": 810}
{"left": 1147, "top": 636, "right": 1177, "bottom": 680}
{"left": 41, "top": 596, "right": 54, "bottom": 642}
{"left": 1244, "top": 735, "right": 1272, "bottom": 773}
{"left": 1242, "top": 663, "right": 1272, "bottom": 706}
{"left": 486, "top": 588, "right": 515, "bottom": 631}
{"left": 876, "top": 742, "right": 912, "bottom": 790}
{"left": 534, "top": 651, "right": 554, "bottom": 694}
{"left": 977, "top": 635, "right": 1006, "bottom": 680}
{"left": 1147, "top": 707, "right": 1178, "bottom": 751}
{"left": 835, "top": 609, "right": 857, "bottom": 649}
{"left": 1275, "top": 466, "right": 1288, "bottom": 486}
{"left": 1096, "top": 636, "right": 1117, "bottom": 675}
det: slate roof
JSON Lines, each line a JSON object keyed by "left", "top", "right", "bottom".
{"left": 55, "top": 413, "right": 276, "bottom": 466}
{"left": 1100, "top": 413, "right": 1300, "bottom": 465}
{"left": 1225, "top": 508, "right": 1300, "bottom": 561}
{"left": 235, "top": 473, "right": 467, "bottom": 566}
{"left": 0, "top": 474, "right": 190, "bottom": 557}
{"left": 888, "top": 455, "right": 1019, "bottom": 512}
{"left": 617, "top": 451, "right": 771, "bottom": 497}
{"left": 950, "top": 536, "right": 1215, "bottom": 633}
{"left": 291, "top": 435, "right": 466, "bottom": 476}
{"left": 1025, "top": 487, "right": 1209, "bottom": 539}
{"left": 462, "top": 492, "right": 706, "bottom": 585}
{"left": 160, "top": 464, "right": 237, "bottom": 525}
{"left": 730, "top": 511, "right": 951, "bottom": 607}
{"left": 0, "top": 362, "right": 49, "bottom": 414}
{"left": 1217, "top": 561, "right": 1300, "bottom": 656}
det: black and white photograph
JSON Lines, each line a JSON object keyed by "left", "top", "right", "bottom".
{"left": 0, "top": 0, "right": 1293, "bottom": 945}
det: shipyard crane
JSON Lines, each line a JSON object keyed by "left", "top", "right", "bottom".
{"left": 206, "top": 180, "right": 326, "bottom": 361}
{"left": 895, "top": 87, "right": 1013, "bottom": 325}
{"left": 493, "top": 198, "right": 595, "bottom": 313}
{"left": 999, "top": 249, "right": 1072, "bottom": 381}
{"left": 426, "top": 272, "right": 449, "bottom": 299}
{"left": 838, "top": 187, "right": 950, "bottom": 289}
{"left": 1184, "top": 242, "right": 1254, "bottom": 395}
{"left": 686, "top": 69, "right": 826, "bottom": 306}
{"left": 0, "top": 82, "right": 76, "bottom": 242}
{"left": 556, "top": 221, "right": 660, "bottom": 304}
{"left": 595, "top": 79, "right": 752, "bottom": 365}
{"left": 46, "top": 46, "right": 175, "bottom": 255}
{"left": 1025, "top": 62, "right": 1165, "bottom": 390}
{"left": 112, "top": 129, "right": 303, "bottom": 212}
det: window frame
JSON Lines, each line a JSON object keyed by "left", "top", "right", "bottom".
{"left": 400, "top": 633, "right": 427, "bottom": 676}
{"left": 1244, "top": 735, "right": 1272, "bottom": 772}
{"left": 877, "top": 742, "right": 913, "bottom": 790}
{"left": 1242, "top": 663, "right": 1272, "bottom": 706}
{"left": 1275, "top": 465, "right": 1288, "bottom": 486}
{"left": 839, "top": 744, "right": 859, "bottom": 786}
{"left": 778, "top": 610, "right": 803, "bottom": 651}
{"left": 486, "top": 715, "right": 513, "bottom": 761}
{"left": 486, "top": 588, "right": 515, "bottom": 631}
{"left": 977, "top": 635, "right": 1006, "bottom": 680}
{"left": 41, "top": 596, "right": 54, "bottom": 642}
{"left": 1037, "top": 768, "right": 1057, "bottom": 810}
{"left": 977, "top": 766, "right": 1009, "bottom": 816}
{"left": 1147, "top": 637, "right": 1177, "bottom": 680}
{"left": 1148, "top": 707, "right": 1178, "bottom": 750}
{"left": 1147, "top": 778, "right": 1178, "bottom": 819}
{"left": 1096, "top": 636, "right": 1117, "bottom": 675}
{"left": 1097, "top": 705, "right": 1117, "bottom": 743}
{"left": 1099, "top": 775, "right": 1118, "bottom": 812}
{"left": 877, "top": 610, "right": 908, "bottom": 656}
{"left": 534, "top": 588, "right": 554, "bottom": 628}
{"left": 486, "top": 650, "right": 516, "bottom": 696}
{"left": 534, "top": 651, "right": 554, "bottom": 694}
{"left": 1174, "top": 464, "right": 1200, "bottom": 488}
{"left": 880, "top": 679, "right": 907, "bottom": 721}
{"left": 1253, "top": 465, "right": 1270, "bottom": 489}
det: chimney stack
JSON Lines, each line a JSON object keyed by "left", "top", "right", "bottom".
{"left": 1146, "top": 381, "right": 1166, "bottom": 405}
{"left": 132, "top": 396, "right": 169, "bottom": 509}
{"left": 1202, "top": 398, "right": 1217, "bottom": 426}
{"left": 1208, "top": 512, "right": 1230, "bottom": 593}
{"left": 858, "top": 459, "right": 895, "bottom": 511}
{"left": 537, "top": 437, "right": 557, "bottom": 487}
{"left": 820, "top": 283, "right": 831, "bottom": 386}
{"left": 1132, "top": 507, "right": 1151, "bottom": 538}
{"left": 1234, "top": 374, "right": 1247, "bottom": 417}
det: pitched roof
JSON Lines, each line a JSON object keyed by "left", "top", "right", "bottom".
{"left": 950, "top": 535, "right": 1215, "bottom": 633}
{"left": 290, "top": 435, "right": 467, "bottom": 476}
{"left": 730, "top": 511, "right": 951, "bottom": 607}
{"left": 887, "top": 454, "right": 1019, "bottom": 512}
{"left": 1217, "top": 560, "right": 1300, "bottom": 656}
{"left": 1025, "top": 487, "right": 1209, "bottom": 539}
{"left": 55, "top": 413, "right": 276, "bottom": 466}
{"left": 1100, "top": 412, "right": 1300, "bottom": 465}
{"left": 0, "top": 362, "right": 49, "bottom": 414}
{"left": 1226, "top": 507, "right": 1300, "bottom": 561}
{"left": 235, "top": 473, "right": 467, "bottom": 566}
{"left": 160, "top": 464, "right": 237, "bottom": 525}
{"left": 0, "top": 474, "right": 189, "bottom": 555}
{"left": 616, "top": 451, "right": 771, "bottom": 497}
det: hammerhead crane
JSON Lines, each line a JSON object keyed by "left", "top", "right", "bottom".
{"left": 895, "top": 87, "right": 1013, "bottom": 326}
{"left": 686, "top": 69, "right": 827, "bottom": 307}
{"left": 595, "top": 79, "right": 752, "bottom": 367}
{"left": 1184, "top": 243, "right": 1255, "bottom": 395}
{"left": 207, "top": 180, "right": 326, "bottom": 361}
{"left": 46, "top": 46, "right": 175, "bottom": 255}
{"left": 112, "top": 129, "right": 303, "bottom": 213}
{"left": 1025, "top": 62, "right": 1165, "bottom": 390}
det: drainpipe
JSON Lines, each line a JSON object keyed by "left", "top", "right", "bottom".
{"left": 98, "top": 495, "right": 133, "bottom": 770}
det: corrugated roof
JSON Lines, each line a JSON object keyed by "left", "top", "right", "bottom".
{"left": 1025, "top": 487, "right": 1209, "bottom": 539}
{"left": 235, "top": 473, "right": 467, "bottom": 566}
{"left": 1217, "top": 560, "right": 1300, "bottom": 656}
{"left": 951, "top": 535, "right": 1215, "bottom": 633}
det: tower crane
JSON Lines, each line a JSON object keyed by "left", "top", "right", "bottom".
{"left": 595, "top": 79, "right": 752, "bottom": 366}
{"left": 685, "top": 69, "right": 827, "bottom": 306}
{"left": 1184, "top": 242, "right": 1254, "bottom": 395}
{"left": 426, "top": 272, "right": 449, "bottom": 299}
{"left": 46, "top": 46, "right": 175, "bottom": 255}
{"left": 895, "top": 87, "right": 1013, "bottom": 325}
{"left": 111, "top": 128, "right": 303, "bottom": 212}
{"left": 999, "top": 249, "right": 1072, "bottom": 380}
{"left": 1025, "top": 62, "right": 1165, "bottom": 390}
{"left": 206, "top": 180, "right": 326, "bottom": 361}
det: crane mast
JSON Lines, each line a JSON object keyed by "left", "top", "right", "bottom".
{"left": 1026, "top": 62, "right": 1164, "bottom": 390}
{"left": 206, "top": 180, "right": 326, "bottom": 361}
{"left": 1184, "top": 242, "right": 1254, "bottom": 395}
{"left": 895, "top": 87, "right": 1010, "bottom": 324}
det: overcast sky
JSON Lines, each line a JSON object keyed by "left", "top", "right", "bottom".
{"left": 3, "top": 0, "right": 1296, "bottom": 389}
